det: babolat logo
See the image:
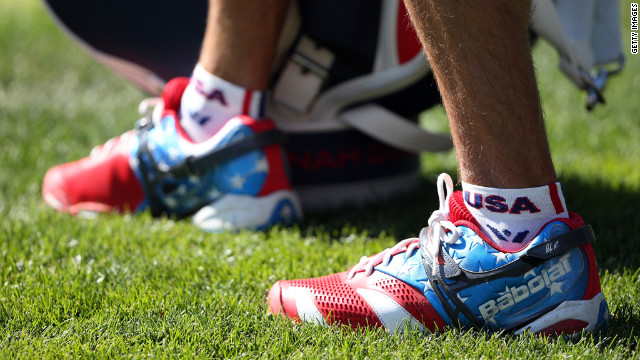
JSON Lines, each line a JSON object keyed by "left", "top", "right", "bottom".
{"left": 478, "top": 253, "right": 572, "bottom": 323}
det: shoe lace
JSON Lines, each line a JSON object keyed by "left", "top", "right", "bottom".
{"left": 137, "top": 97, "right": 164, "bottom": 126}
{"left": 88, "top": 98, "right": 164, "bottom": 158}
{"left": 346, "top": 238, "right": 421, "bottom": 280}
{"left": 422, "top": 173, "right": 460, "bottom": 275}
{"left": 346, "top": 173, "right": 460, "bottom": 280}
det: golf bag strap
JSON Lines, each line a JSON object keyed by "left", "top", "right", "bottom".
{"left": 340, "top": 104, "right": 452, "bottom": 153}
{"left": 273, "top": 35, "right": 335, "bottom": 114}
{"left": 274, "top": 35, "right": 452, "bottom": 154}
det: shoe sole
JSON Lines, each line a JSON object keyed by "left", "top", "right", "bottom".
{"left": 192, "top": 190, "right": 303, "bottom": 232}
{"left": 43, "top": 192, "right": 115, "bottom": 217}
{"left": 514, "top": 292, "right": 608, "bottom": 335}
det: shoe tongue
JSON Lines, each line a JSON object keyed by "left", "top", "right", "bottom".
{"left": 448, "top": 191, "right": 480, "bottom": 226}
{"left": 162, "top": 77, "right": 190, "bottom": 112}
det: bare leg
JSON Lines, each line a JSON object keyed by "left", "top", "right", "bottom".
{"left": 199, "top": 0, "right": 289, "bottom": 91}
{"left": 404, "top": 0, "right": 556, "bottom": 188}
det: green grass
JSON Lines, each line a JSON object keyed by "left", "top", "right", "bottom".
{"left": 1, "top": 0, "right": 639, "bottom": 358}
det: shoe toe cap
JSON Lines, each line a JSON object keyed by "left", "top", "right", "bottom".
{"left": 42, "top": 164, "right": 72, "bottom": 211}
{"left": 268, "top": 280, "right": 329, "bottom": 325}
{"left": 267, "top": 280, "right": 285, "bottom": 315}
{"left": 42, "top": 151, "right": 144, "bottom": 215}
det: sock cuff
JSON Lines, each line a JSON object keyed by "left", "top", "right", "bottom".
{"left": 460, "top": 181, "right": 568, "bottom": 219}
{"left": 460, "top": 181, "right": 569, "bottom": 250}
{"left": 191, "top": 64, "right": 265, "bottom": 118}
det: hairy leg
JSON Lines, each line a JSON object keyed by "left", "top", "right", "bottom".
{"left": 200, "top": 0, "right": 290, "bottom": 90}
{"left": 404, "top": 0, "right": 556, "bottom": 188}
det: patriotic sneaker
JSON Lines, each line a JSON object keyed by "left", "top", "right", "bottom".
{"left": 268, "top": 173, "right": 608, "bottom": 335}
{"left": 42, "top": 78, "right": 302, "bottom": 231}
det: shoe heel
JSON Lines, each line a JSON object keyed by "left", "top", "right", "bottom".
{"left": 192, "top": 190, "right": 303, "bottom": 232}
{"left": 514, "top": 292, "right": 608, "bottom": 335}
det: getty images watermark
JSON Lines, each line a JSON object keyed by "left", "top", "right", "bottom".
{"left": 633, "top": 3, "right": 638, "bottom": 54}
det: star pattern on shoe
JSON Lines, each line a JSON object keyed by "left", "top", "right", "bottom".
{"left": 395, "top": 257, "right": 418, "bottom": 278}
{"left": 549, "top": 280, "right": 565, "bottom": 296}
{"left": 165, "top": 196, "right": 178, "bottom": 209}
{"left": 498, "top": 285, "right": 511, "bottom": 297}
{"left": 490, "top": 251, "right": 510, "bottom": 265}
{"left": 419, "top": 280, "right": 431, "bottom": 291}
{"left": 469, "top": 234, "right": 488, "bottom": 252}
{"left": 208, "top": 187, "right": 221, "bottom": 199}
{"left": 477, "top": 262, "right": 485, "bottom": 272}
{"left": 168, "top": 147, "right": 181, "bottom": 161}
{"left": 158, "top": 161, "right": 169, "bottom": 172}
{"left": 457, "top": 293, "right": 469, "bottom": 304}
{"left": 279, "top": 203, "right": 293, "bottom": 222}
{"left": 445, "top": 229, "right": 524, "bottom": 273}
{"left": 229, "top": 173, "right": 246, "bottom": 190}
{"left": 254, "top": 156, "right": 269, "bottom": 173}
{"left": 175, "top": 185, "right": 188, "bottom": 196}
{"left": 451, "top": 252, "right": 464, "bottom": 265}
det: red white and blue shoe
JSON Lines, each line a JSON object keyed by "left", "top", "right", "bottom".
{"left": 42, "top": 78, "right": 302, "bottom": 231}
{"left": 268, "top": 174, "right": 608, "bottom": 335}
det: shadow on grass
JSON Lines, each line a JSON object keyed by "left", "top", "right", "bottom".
{"left": 603, "top": 304, "right": 640, "bottom": 353}
{"left": 301, "top": 172, "right": 640, "bottom": 270}
{"left": 558, "top": 175, "right": 640, "bottom": 272}
{"left": 300, "top": 175, "right": 441, "bottom": 242}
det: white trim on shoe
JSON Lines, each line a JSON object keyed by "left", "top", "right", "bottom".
{"left": 357, "top": 288, "right": 427, "bottom": 334}
{"left": 192, "top": 190, "right": 302, "bottom": 232}
{"left": 290, "top": 287, "right": 328, "bottom": 326}
{"left": 514, "top": 292, "right": 608, "bottom": 335}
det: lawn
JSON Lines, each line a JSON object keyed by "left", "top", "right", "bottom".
{"left": 1, "top": 0, "right": 639, "bottom": 358}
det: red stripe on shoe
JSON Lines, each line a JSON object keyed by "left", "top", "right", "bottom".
{"left": 582, "top": 243, "right": 603, "bottom": 300}
{"left": 367, "top": 272, "right": 446, "bottom": 331}
{"left": 237, "top": 116, "right": 293, "bottom": 195}
{"left": 537, "top": 319, "right": 589, "bottom": 336}
{"left": 285, "top": 272, "right": 384, "bottom": 329}
{"left": 277, "top": 270, "right": 447, "bottom": 332}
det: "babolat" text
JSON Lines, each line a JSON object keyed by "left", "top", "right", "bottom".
{"left": 478, "top": 253, "right": 572, "bottom": 323}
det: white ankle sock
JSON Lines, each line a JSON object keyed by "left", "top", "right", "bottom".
{"left": 461, "top": 181, "right": 569, "bottom": 251}
{"left": 179, "top": 64, "right": 265, "bottom": 142}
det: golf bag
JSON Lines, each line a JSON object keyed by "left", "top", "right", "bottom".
{"left": 43, "top": 0, "right": 623, "bottom": 211}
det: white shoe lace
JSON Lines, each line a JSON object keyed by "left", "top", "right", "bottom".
{"left": 346, "top": 238, "right": 421, "bottom": 280}
{"left": 88, "top": 98, "right": 165, "bottom": 158}
{"left": 422, "top": 173, "right": 460, "bottom": 275}
{"left": 346, "top": 173, "right": 461, "bottom": 280}
{"left": 137, "top": 97, "right": 164, "bottom": 125}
